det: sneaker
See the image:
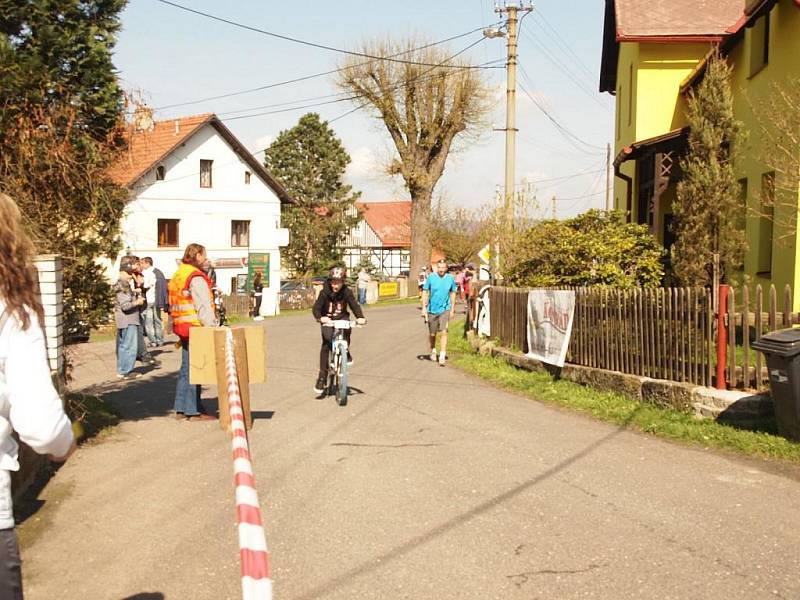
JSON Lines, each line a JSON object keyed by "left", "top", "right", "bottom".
{"left": 144, "top": 358, "right": 161, "bottom": 368}
{"left": 347, "top": 351, "right": 354, "bottom": 366}
{"left": 314, "top": 375, "right": 326, "bottom": 394}
{"left": 116, "top": 372, "right": 141, "bottom": 380}
{"left": 438, "top": 353, "right": 446, "bottom": 367}
{"left": 430, "top": 349, "right": 437, "bottom": 362}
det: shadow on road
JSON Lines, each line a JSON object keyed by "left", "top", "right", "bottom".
{"left": 121, "top": 594, "right": 165, "bottom": 600}
{"left": 294, "top": 407, "right": 643, "bottom": 600}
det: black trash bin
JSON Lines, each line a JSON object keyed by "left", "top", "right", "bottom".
{"left": 752, "top": 328, "right": 800, "bottom": 441}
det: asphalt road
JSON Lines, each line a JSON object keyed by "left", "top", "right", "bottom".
{"left": 20, "top": 304, "right": 800, "bottom": 599}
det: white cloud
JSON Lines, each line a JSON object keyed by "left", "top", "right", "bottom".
{"left": 254, "top": 134, "right": 273, "bottom": 152}
{"left": 347, "top": 145, "right": 380, "bottom": 179}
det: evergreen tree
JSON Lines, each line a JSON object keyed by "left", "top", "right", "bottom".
{"left": 264, "top": 113, "right": 361, "bottom": 276}
{"left": 0, "top": 0, "right": 129, "bottom": 337}
{"left": 672, "top": 53, "right": 745, "bottom": 286}
{"left": 0, "top": 0, "right": 127, "bottom": 138}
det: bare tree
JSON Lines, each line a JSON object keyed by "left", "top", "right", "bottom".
{"left": 337, "top": 36, "right": 490, "bottom": 287}
{"left": 752, "top": 77, "right": 800, "bottom": 245}
{"left": 428, "top": 201, "right": 488, "bottom": 266}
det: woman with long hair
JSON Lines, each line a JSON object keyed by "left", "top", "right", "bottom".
{"left": 0, "top": 193, "right": 76, "bottom": 598}
{"left": 168, "top": 243, "right": 218, "bottom": 420}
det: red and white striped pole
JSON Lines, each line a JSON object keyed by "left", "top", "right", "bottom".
{"left": 224, "top": 329, "right": 272, "bottom": 599}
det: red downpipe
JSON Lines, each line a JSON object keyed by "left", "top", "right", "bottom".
{"left": 716, "top": 285, "right": 730, "bottom": 390}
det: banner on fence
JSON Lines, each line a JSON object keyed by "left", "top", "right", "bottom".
{"left": 475, "top": 285, "right": 491, "bottom": 337}
{"left": 526, "top": 290, "right": 576, "bottom": 367}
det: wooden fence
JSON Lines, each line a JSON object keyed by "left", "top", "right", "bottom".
{"left": 489, "top": 284, "right": 800, "bottom": 391}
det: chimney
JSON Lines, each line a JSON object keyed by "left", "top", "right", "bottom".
{"left": 133, "top": 105, "right": 154, "bottom": 132}
{"left": 175, "top": 120, "right": 180, "bottom": 134}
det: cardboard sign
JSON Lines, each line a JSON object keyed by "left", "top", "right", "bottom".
{"left": 189, "top": 326, "right": 266, "bottom": 385}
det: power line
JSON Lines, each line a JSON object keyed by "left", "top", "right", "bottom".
{"left": 532, "top": 10, "right": 598, "bottom": 83}
{"left": 520, "top": 26, "right": 610, "bottom": 113}
{"left": 517, "top": 69, "right": 606, "bottom": 151}
{"left": 217, "top": 56, "right": 506, "bottom": 118}
{"left": 218, "top": 42, "right": 498, "bottom": 123}
{"left": 152, "top": 24, "right": 502, "bottom": 111}
{"left": 156, "top": 0, "right": 501, "bottom": 69}
{"left": 515, "top": 167, "right": 604, "bottom": 187}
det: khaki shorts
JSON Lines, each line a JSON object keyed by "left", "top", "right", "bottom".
{"left": 427, "top": 311, "right": 450, "bottom": 334}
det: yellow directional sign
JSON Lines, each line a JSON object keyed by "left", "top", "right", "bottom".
{"left": 478, "top": 244, "right": 491, "bottom": 264}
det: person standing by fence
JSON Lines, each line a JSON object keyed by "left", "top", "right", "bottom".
{"left": 0, "top": 193, "right": 76, "bottom": 599}
{"left": 357, "top": 267, "right": 371, "bottom": 305}
{"left": 422, "top": 259, "right": 458, "bottom": 366}
{"left": 169, "top": 243, "right": 218, "bottom": 421}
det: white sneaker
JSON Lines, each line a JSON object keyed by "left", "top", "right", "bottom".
{"left": 438, "top": 353, "right": 446, "bottom": 367}
{"left": 429, "top": 349, "right": 437, "bottom": 362}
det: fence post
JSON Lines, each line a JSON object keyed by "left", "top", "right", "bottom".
{"left": 716, "top": 284, "right": 730, "bottom": 390}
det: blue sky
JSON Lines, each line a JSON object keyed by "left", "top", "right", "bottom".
{"left": 114, "top": 0, "right": 614, "bottom": 218}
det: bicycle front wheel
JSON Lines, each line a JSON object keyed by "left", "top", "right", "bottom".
{"left": 336, "top": 351, "right": 348, "bottom": 406}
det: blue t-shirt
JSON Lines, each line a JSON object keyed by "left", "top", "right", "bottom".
{"left": 423, "top": 272, "right": 457, "bottom": 315}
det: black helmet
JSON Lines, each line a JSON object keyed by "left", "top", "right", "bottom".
{"left": 329, "top": 266, "right": 346, "bottom": 281}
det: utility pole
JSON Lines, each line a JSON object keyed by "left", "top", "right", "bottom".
{"left": 551, "top": 195, "right": 557, "bottom": 220}
{"left": 495, "top": 2, "right": 532, "bottom": 230}
{"left": 605, "top": 142, "right": 611, "bottom": 212}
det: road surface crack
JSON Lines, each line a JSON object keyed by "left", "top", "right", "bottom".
{"left": 330, "top": 442, "right": 442, "bottom": 448}
{"left": 508, "top": 563, "right": 605, "bottom": 588}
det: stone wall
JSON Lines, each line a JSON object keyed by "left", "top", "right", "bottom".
{"left": 467, "top": 331, "right": 774, "bottom": 429}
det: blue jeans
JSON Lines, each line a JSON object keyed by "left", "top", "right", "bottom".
{"left": 143, "top": 306, "right": 164, "bottom": 346}
{"left": 358, "top": 287, "right": 367, "bottom": 304}
{"left": 117, "top": 325, "right": 138, "bottom": 375}
{"left": 174, "top": 341, "right": 202, "bottom": 416}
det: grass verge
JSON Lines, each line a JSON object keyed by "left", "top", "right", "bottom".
{"left": 446, "top": 320, "right": 800, "bottom": 464}
{"left": 65, "top": 392, "right": 120, "bottom": 443}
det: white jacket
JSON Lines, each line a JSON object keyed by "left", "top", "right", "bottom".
{"left": 0, "top": 302, "right": 74, "bottom": 529}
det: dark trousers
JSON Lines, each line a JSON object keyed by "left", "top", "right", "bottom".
{"left": 319, "top": 327, "right": 351, "bottom": 376}
{"left": 0, "top": 529, "right": 23, "bottom": 600}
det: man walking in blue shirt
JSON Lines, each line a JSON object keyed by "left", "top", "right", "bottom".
{"left": 422, "top": 259, "right": 458, "bottom": 366}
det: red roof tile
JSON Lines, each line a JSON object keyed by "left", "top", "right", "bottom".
{"left": 356, "top": 201, "right": 411, "bottom": 247}
{"left": 108, "top": 112, "right": 292, "bottom": 203}
{"left": 108, "top": 113, "right": 214, "bottom": 187}
{"left": 614, "top": 0, "right": 744, "bottom": 38}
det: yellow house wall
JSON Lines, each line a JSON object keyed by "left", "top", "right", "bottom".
{"left": 613, "top": 42, "right": 711, "bottom": 226}
{"left": 614, "top": 43, "right": 639, "bottom": 217}
{"left": 729, "top": 0, "right": 800, "bottom": 308}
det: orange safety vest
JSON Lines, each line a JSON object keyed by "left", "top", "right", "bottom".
{"left": 168, "top": 263, "right": 213, "bottom": 341}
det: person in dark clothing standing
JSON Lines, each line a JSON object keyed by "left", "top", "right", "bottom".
{"left": 153, "top": 264, "right": 169, "bottom": 317}
{"left": 252, "top": 271, "right": 264, "bottom": 320}
{"left": 312, "top": 266, "right": 366, "bottom": 393}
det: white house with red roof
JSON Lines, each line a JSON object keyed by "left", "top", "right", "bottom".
{"left": 108, "top": 110, "right": 290, "bottom": 313}
{"left": 341, "top": 201, "right": 411, "bottom": 276}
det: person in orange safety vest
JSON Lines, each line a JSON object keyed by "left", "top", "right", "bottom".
{"left": 168, "top": 243, "right": 218, "bottom": 421}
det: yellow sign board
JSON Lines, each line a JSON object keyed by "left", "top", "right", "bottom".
{"left": 378, "top": 281, "right": 399, "bottom": 298}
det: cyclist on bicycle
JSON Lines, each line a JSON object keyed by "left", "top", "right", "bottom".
{"left": 313, "top": 266, "right": 366, "bottom": 394}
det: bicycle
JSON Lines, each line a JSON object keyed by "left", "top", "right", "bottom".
{"left": 322, "top": 320, "right": 361, "bottom": 406}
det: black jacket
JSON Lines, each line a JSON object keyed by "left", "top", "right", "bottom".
{"left": 313, "top": 280, "right": 364, "bottom": 321}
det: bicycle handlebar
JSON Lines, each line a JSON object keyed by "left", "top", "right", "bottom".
{"left": 321, "top": 319, "right": 364, "bottom": 329}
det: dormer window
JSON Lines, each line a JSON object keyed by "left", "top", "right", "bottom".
{"left": 245, "top": 171, "right": 252, "bottom": 185}
{"left": 155, "top": 165, "right": 166, "bottom": 181}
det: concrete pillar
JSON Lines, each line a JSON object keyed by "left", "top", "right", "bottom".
{"left": 366, "top": 280, "right": 379, "bottom": 304}
{"left": 34, "top": 255, "right": 65, "bottom": 377}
